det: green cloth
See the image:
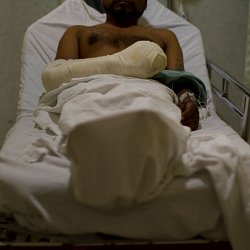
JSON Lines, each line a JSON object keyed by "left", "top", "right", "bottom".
{"left": 153, "top": 70, "right": 207, "bottom": 107}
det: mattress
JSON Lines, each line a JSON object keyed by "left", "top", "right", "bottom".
{"left": 0, "top": 1, "right": 250, "bottom": 249}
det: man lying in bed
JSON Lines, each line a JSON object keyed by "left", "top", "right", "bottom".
{"left": 43, "top": 0, "right": 199, "bottom": 130}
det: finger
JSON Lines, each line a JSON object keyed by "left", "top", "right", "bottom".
{"left": 181, "top": 118, "right": 199, "bottom": 131}
{"left": 181, "top": 102, "right": 195, "bottom": 119}
{"left": 180, "top": 103, "right": 199, "bottom": 130}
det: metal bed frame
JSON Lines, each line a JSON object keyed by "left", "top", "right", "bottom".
{"left": 0, "top": 214, "right": 232, "bottom": 249}
{"left": 206, "top": 59, "right": 250, "bottom": 143}
{"left": 0, "top": 241, "right": 233, "bottom": 250}
{"left": 0, "top": 221, "right": 232, "bottom": 249}
{"left": 0, "top": 224, "right": 232, "bottom": 250}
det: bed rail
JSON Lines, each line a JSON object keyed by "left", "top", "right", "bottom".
{"left": 206, "top": 59, "right": 250, "bottom": 142}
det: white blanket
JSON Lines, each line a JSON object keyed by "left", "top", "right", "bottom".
{"left": 183, "top": 134, "right": 250, "bottom": 250}
{"left": 11, "top": 74, "right": 250, "bottom": 250}
{"left": 35, "top": 74, "right": 190, "bottom": 210}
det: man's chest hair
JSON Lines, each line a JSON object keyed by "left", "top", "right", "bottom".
{"left": 84, "top": 25, "right": 166, "bottom": 49}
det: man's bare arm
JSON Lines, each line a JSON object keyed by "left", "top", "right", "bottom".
{"left": 162, "top": 30, "right": 184, "bottom": 71}
{"left": 161, "top": 30, "right": 199, "bottom": 130}
{"left": 55, "top": 26, "right": 82, "bottom": 60}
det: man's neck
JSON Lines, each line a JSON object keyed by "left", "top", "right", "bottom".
{"left": 105, "top": 17, "right": 138, "bottom": 28}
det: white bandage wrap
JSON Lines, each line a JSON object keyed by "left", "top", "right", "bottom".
{"left": 179, "top": 91, "right": 196, "bottom": 103}
{"left": 42, "top": 41, "right": 167, "bottom": 91}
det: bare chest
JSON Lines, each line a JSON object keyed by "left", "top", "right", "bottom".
{"left": 88, "top": 30, "right": 153, "bottom": 48}
{"left": 79, "top": 27, "right": 165, "bottom": 58}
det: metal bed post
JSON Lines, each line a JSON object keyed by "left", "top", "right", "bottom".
{"left": 207, "top": 58, "right": 250, "bottom": 142}
{"left": 167, "top": 0, "right": 173, "bottom": 10}
{"left": 242, "top": 94, "right": 250, "bottom": 140}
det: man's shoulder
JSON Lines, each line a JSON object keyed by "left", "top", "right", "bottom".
{"left": 65, "top": 25, "right": 88, "bottom": 32}
{"left": 150, "top": 27, "right": 178, "bottom": 40}
{"left": 152, "top": 27, "right": 172, "bottom": 34}
{"left": 140, "top": 25, "right": 172, "bottom": 35}
{"left": 62, "top": 25, "right": 98, "bottom": 38}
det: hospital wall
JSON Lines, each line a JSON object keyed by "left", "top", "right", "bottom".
{"left": 245, "top": 3, "right": 250, "bottom": 87}
{"left": 0, "top": 0, "right": 60, "bottom": 148}
{"left": 182, "top": 0, "right": 249, "bottom": 84}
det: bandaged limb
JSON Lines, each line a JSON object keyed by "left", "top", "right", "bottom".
{"left": 42, "top": 41, "right": 167, "bottom": 91}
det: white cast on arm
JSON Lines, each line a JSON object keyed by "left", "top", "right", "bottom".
{"left": 42, "top": 41, "right": 167, "bottom": 91}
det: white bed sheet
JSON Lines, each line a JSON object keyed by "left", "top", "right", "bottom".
{"left": 0, "top": 111, "right": 248, "bottom": 243}
{"left": 1, "top": 1, "right": 250, "bottom": 250}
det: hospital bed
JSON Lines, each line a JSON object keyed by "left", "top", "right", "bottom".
{"left": 0, "top": 0, "right": 250, "bottom": 249}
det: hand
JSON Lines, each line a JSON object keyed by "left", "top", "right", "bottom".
{"left": 177, "top": 90, "right": 199, "bottom": 131}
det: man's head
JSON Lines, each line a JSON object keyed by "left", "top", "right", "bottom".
{"left": 102, "top": 0, "right": 147, "bottom": 27}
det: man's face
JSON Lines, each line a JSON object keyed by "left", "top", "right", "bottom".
{"left": 103, "top": 0, "right": 147, "bottom": 21}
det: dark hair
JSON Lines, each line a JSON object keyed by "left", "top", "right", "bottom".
{"left": 84, "top": 0, "right": 105, "bottom": 13}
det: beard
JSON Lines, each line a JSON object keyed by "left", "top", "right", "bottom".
{"left": 104, "top": 1, "right": 144, "bottom": 22}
